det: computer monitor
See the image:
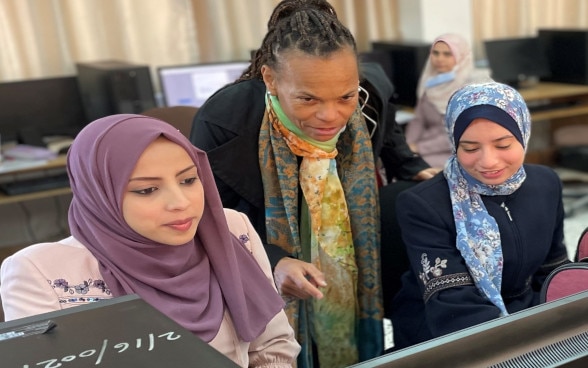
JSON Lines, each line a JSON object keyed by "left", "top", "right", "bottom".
{"left": 484, "top": 36, "right": 551, "bottom": 88}
{"left": 0, "top": 76, "right": 88, "bottom": 145}
{"left": 360, "top": 50, "right": 394, "bottom": 86}
{"left": 157, "top": 61, "right": 249, "bottom": 108}
{"left": 371, "top": 41, "right": 432, "bottom": 107}
{"left": 538, "top": 29, "right": 588, "bottom": 85}
{"left": 350, "top": 290, "right": 588, "bottom": 367}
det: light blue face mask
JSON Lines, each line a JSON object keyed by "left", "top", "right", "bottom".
{"left": 425, "top": 70, "right": 456, "bottom": 88}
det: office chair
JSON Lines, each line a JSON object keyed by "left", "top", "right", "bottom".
{"left": 140, "top": 106, "right": 198, "bottom": 138}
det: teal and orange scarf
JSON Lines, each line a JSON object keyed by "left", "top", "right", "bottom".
{"left": 259, "top": 94, "right": 383, "bottom": 367}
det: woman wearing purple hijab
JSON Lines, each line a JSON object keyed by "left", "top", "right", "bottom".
{"left": 0, "top": 114, "right": 300, "bottom": 367}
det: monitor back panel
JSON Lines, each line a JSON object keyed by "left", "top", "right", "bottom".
{"left": 349, "top": 291, "right": 588, "bottom": 368}
{"left": 0, "top": 295, "right": 238, "bottom": 367}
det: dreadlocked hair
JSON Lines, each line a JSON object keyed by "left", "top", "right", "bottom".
{"left": 267, "top": 0, "right": 337, "bottom": 28}
{"left": 236, "top": 0, "right": 356, "bottom": 83}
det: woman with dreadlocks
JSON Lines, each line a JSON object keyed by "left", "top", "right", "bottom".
{"left": 190, "top": 1, "right": 418, "bottom": 366}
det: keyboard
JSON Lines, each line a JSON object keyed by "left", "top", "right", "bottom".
{"left": 0, "top": 173, "right": 70, "bottom": 195}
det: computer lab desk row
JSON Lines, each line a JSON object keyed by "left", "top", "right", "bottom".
{"left": 0, "top": 155, "right": 70, "bottom": 206}
{"left": 518, "top": 82, "right": 588, "bottom": 165}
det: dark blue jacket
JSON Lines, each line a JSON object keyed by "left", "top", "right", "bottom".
{"left": 390, "top": 164, "right": 570, "bottom": 349}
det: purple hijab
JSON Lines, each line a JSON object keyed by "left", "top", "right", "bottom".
{"left": 67, "top": 114, "right": 284, "bottom": 342}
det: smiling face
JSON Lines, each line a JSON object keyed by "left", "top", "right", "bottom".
{"left": 430, "top": 41, "right": 456, "bottom": 73}
{"left": 122, "top": 137, "right": 204, "bottom": 245}
{"left": 261, "top": 47, "right": 359, "bottom": 142}
{"left": 457, "top": 118, "right": 525, "bottom": 185}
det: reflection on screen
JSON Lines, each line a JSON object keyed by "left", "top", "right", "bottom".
{"left": 158, "top": 61, "right": 249, "bottom": 108}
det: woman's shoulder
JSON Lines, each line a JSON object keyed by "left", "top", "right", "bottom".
{"left": 223, "top": 208, "right": 246, "bottom": 225}
{"left": 1, "top": 236, "right": 102, "bottom": 289}
{"left": 223, "top": 209, "right": 254, "bottom": 241}
{"left": 396, "top": 175, "right": 451, "bottom": 208}
{"left": 198, "top": 80, "right": 265, "bottom": 116}
{"left": 404, "top": 174, "right": 449, "bottom": 196}
{"left": 524, "top": 163, "right": 558, "bottom": 175}
{"left": 194, "top": 79, "right": 266, "bottom": 135}
{"left": 6, "top": 237, "right": 89, "bottom": 261}
{"left": 211, "top": 79, "right": 265, "bottom": 99}
{"left": 523, "top": 164, "right": 561, "bottom": 183}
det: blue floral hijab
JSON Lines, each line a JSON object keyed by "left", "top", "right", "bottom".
{"left": 443, "top": 82, "right": 531, "bottom": 315}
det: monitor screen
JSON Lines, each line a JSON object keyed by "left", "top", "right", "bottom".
{"left": 349, "top": 291, "right": 588, "bottom": 367}
{"left": 538, "top": 29, "right": 588, "bottom": 85}
{"left": 0, "top": 76, "right": 88, "bottom": 144}
{"left": 371, "top": 41, "right": 432, "bottom": 107}
{"left": 484, "top": 37, "right": 551, "bottom": 88}
{"left": 158, "top": 61, "right": 249, "bottom": 108}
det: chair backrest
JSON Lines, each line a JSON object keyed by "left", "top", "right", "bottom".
{"left": 553, "top": 125, "right": 588, "bottom": 173}
{"left": 540, "top": 227, "right": 588, "bottom": 303}
{"left": 576, "top": 226, "right": 588, "bottom": 262}
{"left": 140, "top": 106, "right": 198, "bottom": 138}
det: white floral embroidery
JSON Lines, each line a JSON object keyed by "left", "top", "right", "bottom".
{"left": 419, "top": 253, "right": 448, "bottom": 285}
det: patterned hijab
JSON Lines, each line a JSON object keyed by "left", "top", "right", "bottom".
{"left": 443, "top": 82, "right": 531, "bottom": 316}
{"left": 67, "top": 114, "right": 284, "bottom": 342}
{"left": 417, "top": 33, "right": 474, "bottom": 114}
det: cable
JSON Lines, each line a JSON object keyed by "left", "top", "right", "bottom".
{"left": 359, "top": 85, "right": 378, "bottom": 138}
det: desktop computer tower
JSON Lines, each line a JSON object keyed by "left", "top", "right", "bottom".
{"left": 538, "top": 29, "right": 588, "bottom": 85}
{"left": 76, "top": 60, "right": 157, "bottom": 121}
{"left": 371, "top": 41, "right": 431, "bottom": 107}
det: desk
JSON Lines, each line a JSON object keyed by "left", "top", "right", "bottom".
{"left": 0, "top": 155, "right": 70, "bottom": 206}
{"left": 517, "top": 82, "right": 588, "bottom": 164}
{"left": 520, "top": 82, "right": 588, "bottom": 121}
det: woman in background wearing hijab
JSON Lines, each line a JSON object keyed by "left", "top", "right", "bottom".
{"left": 405, "top": 33, "right": 478, "bottom": 169}
{"left": 390, "top": 82, "right": 569, "bottom": 349}
{"left": 0, "top": 114, "right": 300, "bottom": 367}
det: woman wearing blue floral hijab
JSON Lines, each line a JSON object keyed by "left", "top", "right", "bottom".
{"left": 390, "top": 82, "right": 570, "bottom": 349}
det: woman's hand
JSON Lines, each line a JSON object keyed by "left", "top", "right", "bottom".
{"left": 413, "top": 167, "right": 442, "bottom": 181}
{"left": 273, "top": 258, "right": 326, "bottom": 300}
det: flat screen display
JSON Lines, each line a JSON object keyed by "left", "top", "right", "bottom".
{"left": 0, "top": 76, "right": 88, "bottom": 144}
{"left": 484, "top": 37, "right": 551, "bottom": 88}
{"left": 158, "top": 61, "right": 249, "bottom": 108}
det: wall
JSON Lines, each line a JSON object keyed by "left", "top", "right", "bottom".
{"left": 398, "top": 0, "right": 473, "bottom": 45}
